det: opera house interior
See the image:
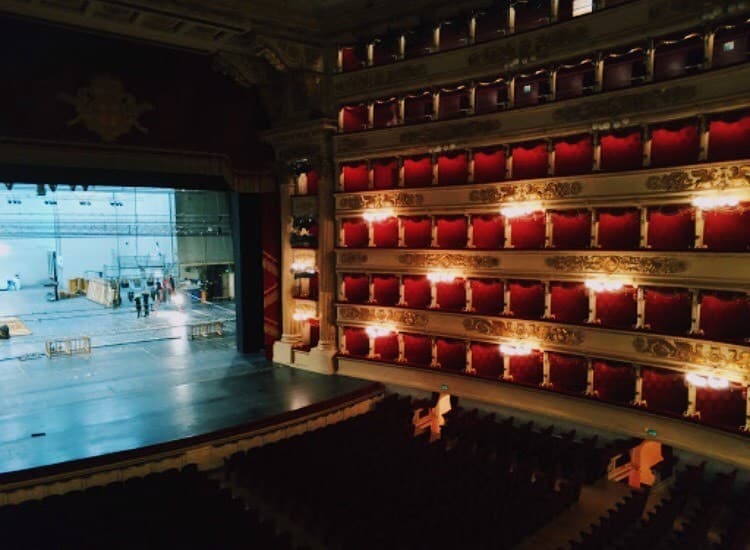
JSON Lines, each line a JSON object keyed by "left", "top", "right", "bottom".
{"left": 0, "top": 0, "right": 748, "bottom": 547}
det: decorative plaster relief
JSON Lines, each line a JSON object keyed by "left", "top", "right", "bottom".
{"left": 398, "top": 119, "right": 503, "bottom": 145}
{"left": 469, "top": 181, "right": 583, "bottom": 203}
{"left": 338, "top": 306, "right": 428, "bottom": 327}
{"left": 633, "top": 336, "right": 750, "bottom": 378}
{"left": 545, "top": 255, "right": 687, "bottom": 275}
{"left": 339, "top": 251, "right": 369, "bottom": 265}
{"left": 338, "top": 192, "right": 424, "bottom": 210}
{"left": 463, "top": 317, "right": 584, "bottom": 346}
{"left": 398, "top": 253, "right": 499, "bottom": 269}
{"left": 645, "top": 165, "right": 750, "bottom": 192}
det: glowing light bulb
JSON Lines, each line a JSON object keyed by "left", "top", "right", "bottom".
{"left": 691, "top": 195, "right": 740, "bottom": 210}
{"left": 365, "top": 326, "right": 394, "bottom": 338}
{"left": 500, "top": 202, "right": 543, "bottom": 218}
{"left": 686, "top": 373, "right": 708, "bottom": 387}
{"left": 585, "top": 279, "right": 627, "bottom": 292}
{"left": 293, "top": 310, "right": 313, "bottom": 322}
{"left": 707, "top": 376, "right": 730, "bottom": 390}
{"left": 362, "top": 209, "right": 395, "bottom": 222}
{"left": 499, "top": 343, "right": 534, "bottom": 356}
{"left": 427, "top": 271, "right": 458, "bottom": 283}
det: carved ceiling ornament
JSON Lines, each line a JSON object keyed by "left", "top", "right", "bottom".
{"left": 645, "top": 165, "right": 750, "bottom": 192}
{"left": 339, "top": 251, "right": 368, "bottom": 265}
{"left": 338, "top": 306, "right": 429, "bottom": 327}
{"left": 338, "top": 192, "right": 424, "bottom": 210}
{"left": 545, "top": 255, "right": 687, "bottom": 275}
{"left": 463, "top": 318, "right": 584, "bottom": 346}
{"left": 469, "top": 180, "right": 583, "bottom": 203}
{"left": 633, "top": 336, "right": 750, "bottom": 378}
{"left": 398, "top": 253, "right": 499, "bottom": 269}
{"left": 58, "top": 74, "right": 153, "bottom": 143}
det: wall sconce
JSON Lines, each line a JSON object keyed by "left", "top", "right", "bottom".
{"left": 427, "top": 271, "right": 459, "bottom": 283}
{"left": 362, "top": 208, "right": 396, "bottom": 222}
{"left": 500, "top": 202, "right": 543, "bottom": 218}
{"left": 499, "top": 343, "right": 534, "bottom": 356}
{"left": 584, "top": 278, "right": 629, "bottom": 292}
{"left": 292, "top": 310, "right": 315, "bottom": 322}
{"left": 365, "top": 326, "right": 395, "bottom": 338}
{"left": 691, "top": 195, "right": 740, "bottom": 210}
{"left": 686, "top": 373, "right": 730, "bottom": 389}
{"left": 290, "top": 260, "right": 317, "bottom": 275}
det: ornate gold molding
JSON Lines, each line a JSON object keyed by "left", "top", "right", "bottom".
{"left": 398, "top": 119, "right": 503, "bottom": 146}
{"left": 463, "top": 317, "right": 584, "bottom": 346}
{"left": 545, "top": 255, "right": 687, "bottom": 275}
{"left": 645, "top": 165, "right": 750, "bottom": 192}
{"left": 469, "top": 181, "right": 583, "bottom": 203}
{"left": 338, "top": 306, "right": 429, "bottom": 327}
{"left": 334, "top": 64, "right": 429, "bottom": 96}
{"left": 339, "top": 251, "right": 368, "bottom": 265}
{"left": 336, "top": 136, "right": 369, "bottom": 154}
{"left": 633, "top": 336, "right": 750, "bottom": 377}
{"left": 398, "top": 253, "right": 499, "bottom": 269}
{"left": 338, "top": 192, "right": 424, "bottom": 210}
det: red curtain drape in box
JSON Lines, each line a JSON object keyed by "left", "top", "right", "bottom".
{"left": 696, "top": 384, "right": 747, "bottom": 430}
{"left": 438, "top": 89, "right": 470, "bottom": 119}
{"left": 436, "top": 279, "right": 466, "bottom": 311}
{"left": 341, "top": 46, "right": 363, "bottom": 72}
{"left": 403, "top": 155, "right": 433, "bottom": 187}
{"left": 436, "top": 215, "right": 468, "bottom": 248}
{"left": 344, "top": 327, "right": 369, "bottom": 356}
{"left": 404, "top": 94, "right": 433, "bottom": 124}
{"left": 550, "top": 282, "right": 589, "bottom": 324}
{"left": 342, "top": 105, "right": 368, "bottom": 132}
{"left": 596, "top": 287, "right": 637, "bottom": 329}
{"left": 342, "top": 218, "right": 369, "bottom": 248}
{"left": 593, "top": 360, "right": 636, "bottom": 404}
{"left": 510, "top": 212, "right": 546, "bottom": 249}
{"left": 554, "top": 135, "right": 593, "bottom": 176}
{"left": 647, "top": 206, "right": 694, "bottom": 250}
{"left": 509, "top": 281, "right": 545, "bottom": 319}
{"left": 703, "top": 204, "right": 750, "bottom": 251}
{"left": 437, "top": 152, "right": 468, "bottom": 185}
{"left": 700, "top": 292, "right": 750, "bottom": 341}
{"left": 509, "top": 353, "right": 543, "bottom": 386}
{"left": 341, "top": 162, "right": 369, "bottom": 192}
{"left": 653, "top": 38, "right": 703, "bottom": 81}
{"left": 436, "top": 338, "right": 466, "bottom": 371}
{"left": 512, "top": 142, "right": 549, "bottom": 180}
{"left": 708, "top": 112, "right": 750, "bottom": 161}
{"left": 304, "top": 170, "right": 320, "bottom": 195}
{"left": 472, "top": 214, "right": 505, "bottom": 249}
{"left": 548, "top": 352, "right": 588, "bottom": 393}
{"left": 603, "top": 51, "right": 647, "bottom": 91}
{"left": 552, "top": 210, "right": 591, "bottom": 249}
{"left": 373, "top": 217, "right": 399, "bottom": 247}
{"left": 598, "top": 208, "right": 641, "bottom": 250}
{"left": 372, "top": 275, "right": 400, "bottom": 306}
{"left": 403, "top": 216, "right": 432, "bottom": 248}
{"left": 514, "top": 74, "right": 548, "bottom": 107}
{"left": 373, "top": 333, "right": 399, "bottom": 361}
{"left": 403, "top": 333, "right": 432, "bottom": 366}
{"left": 470, "top": 278, "right": 504, "bottom": 315}
{"left": 373, "top": 158, "right": 398, "bottom": 189}
{"left": 403, "top": 275, "right": 431, "bottom": 309}
{"left": 343, "top": 274, "right": 369, "bottom": 303}
{"left": 600, "top": 130, "right": 643, "bottom": 172}
{"left": 475, "top": 82, "right": 507, "bottom": 114}
{"left": 556, "top": 63, "right": 595, "bottom": 100}
{"left": 713, "top": 27, "right": 749, "bottom": 68}
{"left": 644, "top": 288, "right": 692, "bottom": 335}
{"left": 650, "top": 123, "right": 700, "bottom": 167}
{"left": 471, "top": 342, "right": 503, "bottom": 378}
{"left": 373, "top": 100, "right": 399, "bottom": 128}
{"left": 641, "top": 367, "right": 688, "bottom": 415}
{"left": 473, "top": 147, "right": 506, "bottom": 183}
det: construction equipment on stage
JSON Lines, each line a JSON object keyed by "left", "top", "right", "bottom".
{"left": 45, "top": 336, "right": 91, "bottom": 358}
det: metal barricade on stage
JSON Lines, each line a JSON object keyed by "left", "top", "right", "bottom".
{"left": 45, "top": 336, "right": 92, "bottom": 358}
{"left": 189, "top": 321, "right": 224, "bottom": 340}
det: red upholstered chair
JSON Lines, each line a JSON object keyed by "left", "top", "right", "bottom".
{"left": 475, "top": 81, "right": 508, "bottom": 114}
{"left": 510, "top": 212, "right": 546, "bottom": 249}
{"left": 403, "top": 275, "right": 431, "bottom": 309}
{"left": 342, "top": 104, "right": 368, "bottom": 132}
{"left": 343, "top": 274, "right": 370, "bottom": 304}
{"left": 404, "top": 92, "right": 434, "bottom": 124}
{"left": 344, "top": 327, "right": 369, "bottom": 356}
{"left": 597, "top": 208, "right": 641, "bottom": 250}
{"left": 469, "top": 279, "right": 504, "bottom": 315}
{"left": 650, "top": 122, "right": 700, "bottom": 167}
{"left": 600, "top": 130, "right": 643, "bottom": 171}
{"left": 603, "top": 49, "right": 648, "bottom": 91}
{"left": 509, "top": 353, "right": 543, "bottom": 386}
{"left": 712, "top": 25, "right": 749, "bottom": 69}
{"left": 403, "top": 333, "right": 432, "bottom": 366}
{"left": 514, "top": 0, "right": 550, "bottom": 33}
{"left": 554, "top": 135, "right": 593, "bottom": 176}
{"left": 551, "top": 210, "right": 591, "bottom": 249}
{"left": 373, "top": 158, "right": 399, "bottom": 189}
{"left": 340, "top": 45, "right": 365, "bottom": 72}
{"left": 436, "top": 338, "right": 466, "bottom": 371}
{"left": 372, "top": 275, "right": 400, "bottom": 306}
{"left": 373, "top": 99, "right": 399, "bottom": 129}
{"left": 641, "top": 367, "right": 688, "bottom": 415}
{"left": 341, "top": 162, "right": 370, "bottom": 192}
{"left": 403, "top": 155, "right": 433, "bottom": 187}
{"left": 436, "top": 279, "right": 466, "bottom": 311}
{"left": 653, "top": 34, "right": 704, "bottom": 81}
{"left": 708, "top": 112, "right": 750, "bottom": 161}
{"left": 402, "top": 216, "right": 433, "bottom": 248}
{"left": 514, "top": 72, "right": 551, "bottom": 107}
{"left": 643, "top": 288, "right": 692, "bottom": 335}
{"left": 342, "top": 218, "right": 369, "bottom": 248}
{"left": 703, "top": 203, "right": 750, "bottom": 251}
{"left": 473, "top": 146, "right": 506, "bottom": 183}
{"left": 472, "top": 214, "right": 505, "bottom": 249}
{"left": 647, "top": 206, "right": 695, "bottom": 250}
{"left": 437, "top": 152, "right": 468, "bottom": 185}
{"left": 302, "top": 170, "right": 319, "bottom": 195}
{"left": 695, "top": 384, "right": 747, "bottom": 430}
{"left": 512, "top": 141, "right": 549, "bottom": 179}
{"left": 470, "top": 342, "right": 503, "bottom": 378}
{"left": 593, "top": 360, "right": 636, "bottom": 404}
{"left": 436, "top": 216, "right": 468, "bottom": 248}
{"left": 509, "top": 281, "right": 545, "bottom": 319}
{"left": 699, "top": 292, "right": 750, "bottom": 342}
{"left": 596, "top": 287, "right": 637, "bottom": 329}
{"left": 550, "top": 282, "right": 589, "bottom": 324}
{"left": 373, "top": 333, "right": 399, "bottom": 361}
{"left": 438, "top": 88, "right": 471, "bottom": 120}
{"left": 555, "top": 61, "right": 596, "bottom": 100}
{"left": 373, "top": 217, "right": 399, "bottom": 247}
{"left": 548, "top": 353, "right": 588, "bottom": 393}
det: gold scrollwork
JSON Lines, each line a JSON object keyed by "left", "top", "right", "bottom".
{"left": 398, "top": 120, "right": 502, "bottom": 145}
{"left": 337, "top": 306, "right": 429, "bottom": 327}
{"left": 645, "top": 165, "right": 750, "bottom": 192}
{"left": 398, "top": 253, "right": 499, "bottom": 269}
{"left": 545, "top": 255, "right": 687, "bottom": 275}
{"left": 339, "top": 251, "right": 368, "bottom": 265}
{"left": 338, "top": 193, "right": 424, "bottom": 210}
{"left": 463, "top": 318, "right": 584, "bottom": 346}
{"left": 633, "top": 336, "right": 750, "bottom": 376}
{"left": 469, "top": 181, "right": 583, "bottom": 203}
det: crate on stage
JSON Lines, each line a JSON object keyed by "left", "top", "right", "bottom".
{"left": 189, "top": 321, "right": 224, "bottom": 339}
{"left": 45, "top": 336, "right": 92, "bottom": 358}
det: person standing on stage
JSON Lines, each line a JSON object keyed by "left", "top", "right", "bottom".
{"left": 142, "top": 291, "right": 150, "bottom": 317}
{"left": 134, "top": 295, "right": 142, "bottom": 318}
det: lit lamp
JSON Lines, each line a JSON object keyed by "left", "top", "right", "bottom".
{"left": 499, "top": 342, "right": 535, "bottom": 381}
{"left": 584, "top": 278, "right": 630, "bottom": 324}
{"left": 686, "top": 373, "right": 730, "bottom": 390}
{"left": 500, "top": 202, "right": 543, "bottom": 248}
{"left": 427, "top": 271, "right": 459, "bottom": 308}
{"left": 291, "top": 260, "right": 317, "bottom": 298}
{"left": 691, "top": 195, "right": 740, "bottom": 210}
{"left": 292, "top": 310, "right": 315, "bottom": 344}
{"left": 362, "top": 208, "right": 395, "bottom": 246}
{"left": 365, "top": 325, "right": 394, "bottom": 357}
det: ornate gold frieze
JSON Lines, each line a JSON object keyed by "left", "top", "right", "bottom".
{"left": 633, "top": 336, "right": 750, "bottom": 377}
{"left": 398, "top": 253, "right": 499, "bottom": 269}
{"left": 398, "top": 120, "right": 503, "bottom": 145}
{"left": 645, "top": 165, "right": 750, "bottom": 192}
{"left": 336, "top": 136, "right": 369, "bottom": 154}
{"left": 463, "top": 318, "right": 584, "bottom": 346}
{"left": 545, "top": 255, "right": 687, "bottom": 275}
{"left": 338, "top": 306, "right": 429, "bottom": 327}
{"left": 469, "top": 181, "right": 583, "bottom": 203}
{"left": 338, "top": 192, "right": 424, "bottom": 210}
{"left": 648, "top": 0, "right": 736, "bottom": 20}
{"left": 334, "top": 64, "right": 429, "bottom": 96}
{"left": 339, "top": 251, "right": 368, "bottom": 265}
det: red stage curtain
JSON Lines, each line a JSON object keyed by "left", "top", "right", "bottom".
{"left": 470, "top": 279, "right": 504, "bottom": 315}
{"left": 703, "top": 204, "right": 750, "bottom": 251}
{"left": 438, "top": 89, "right": 470, "bottom": 119}
{"left": 341, "top": 162, "right": 369, "bottom": 192}
{"left": 305, "top": 170, "right": 320, "bottom": 195}
{"left": 437, "top": 152, "right": 468, "bottom": 185}
{"left": 713, "top": 26, "right": 749, "bottom": 68}
{"left": 510, "top": 212, "right": 546, "bottom": 249}
{"left": 644, "top": 288, "right": 692, "bottom": 335}
{"left": 598, "top": 208, "right": 641, "bottom": 250}
{"left": 509, "top": 281, "right": 545, "bottom": 319}
{"left": 403, "top": 275, "right": 431, "bottom": 309}
{"left": 708, "top": 112, "right": 750, "bottom": 161}
{"left": 600, "top": 130, "right": 643, "bottom": 172}
{"left": 473, "top": 146, "right": 506, "bottom": 183}
{"left": 436, "top": 216, "right": 468, "bottom": 248}
{"left": 262, "top": 191, "right": 280, "bottom": 359}
{"left": 341, "top": 46, "right": 364, "bottom": 72}
{"left": 552, "top": 210, "right": 591, "bottom": 249}
{"left": 556, "top": 62, "right": 595, "bottom": 100}
{"left": 550, "top": 282, "right": 589, "bottom": 324}
{"left": 436, "top": 338, "right": 466, "bottom": 371}
{"left": 554, "top": 135, "right": 593, "bottom": 176}
{"left": 641, "top": 367, "right": 688, "bottom": 415}
{"left": 344, "top": 327, "right": 369, "bottom": 356}
{"left": 472, "top": 214, "right": 505, "bottom": 249}
{"left": 596, "top": 287, "right": 637, "bottom": 329}
{"left": 402, "top": 216, "right": 432, "bottom": 248}
{"left": 475, "top": 82, "right": 508, "bottom": 114}
{"left": 403, "top": 333, "right": 432, "bottom": 366}
{"left": 514, "top": 0, "right": 550, "bottom": 32}
{"left": 470, "top": 342, "right": 502, "bottom": 378}
{"left": 342, "top": 218, "right": 369, "bottom": 248}
{"left": 650, "top": 122, "right": 700, "bottom": 167}
{"left": 648, "top": 206, "right": 695, "bottom": 250}
{"left": 342, "top": 104, "right": 368, "bottom": 132}
{"left": 593, "top": 360, "right": 636, "bottom": 404}
{"left": 373, "top": 333, "right": 399, "bottom": 361}
{"left": 404, "top": 94, "right": 434, "bottom": 124}
{"left": 436, "top": 279, "right": 466, "bottom": 311}
{"left": 603, "top": 50, "right": 647, "bottom": 90}
{"left": 403, "top": 155, "right": 433, "bottom": 187}
{"left": 653, "top": 37, "right": 703, "bottom": 81}
{"left": 372, "top": 275, "right": 399, "bottom": 306}
{"left": 343, "top": 274, "right": 369, "bottom": 303}
{"left": 700, "top": 292, "right": 750, "bottom": 342}
{"left": 512, "top": 142, "right": 549, "bottom": 179}
{"left": 548, "top": 353, "right": 588, "bottom": 393}
{"left": 373, "top": 217, "right": 399, "bottom": 247}
{"left": 373, "top": 158, "right": 398, "bottom": 189}
{"left": 509, "top": 353, "right": 543, "bottom": 386}
{"left": 696, "top": 384, "right": 747, "bottom": 430}
{"left": 373, "top": 100, "right": 399, "bottom": 128}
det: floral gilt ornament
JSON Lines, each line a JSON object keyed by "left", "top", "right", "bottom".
{"left": 59, "top": 74, "right": 153, "bottom": 142}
